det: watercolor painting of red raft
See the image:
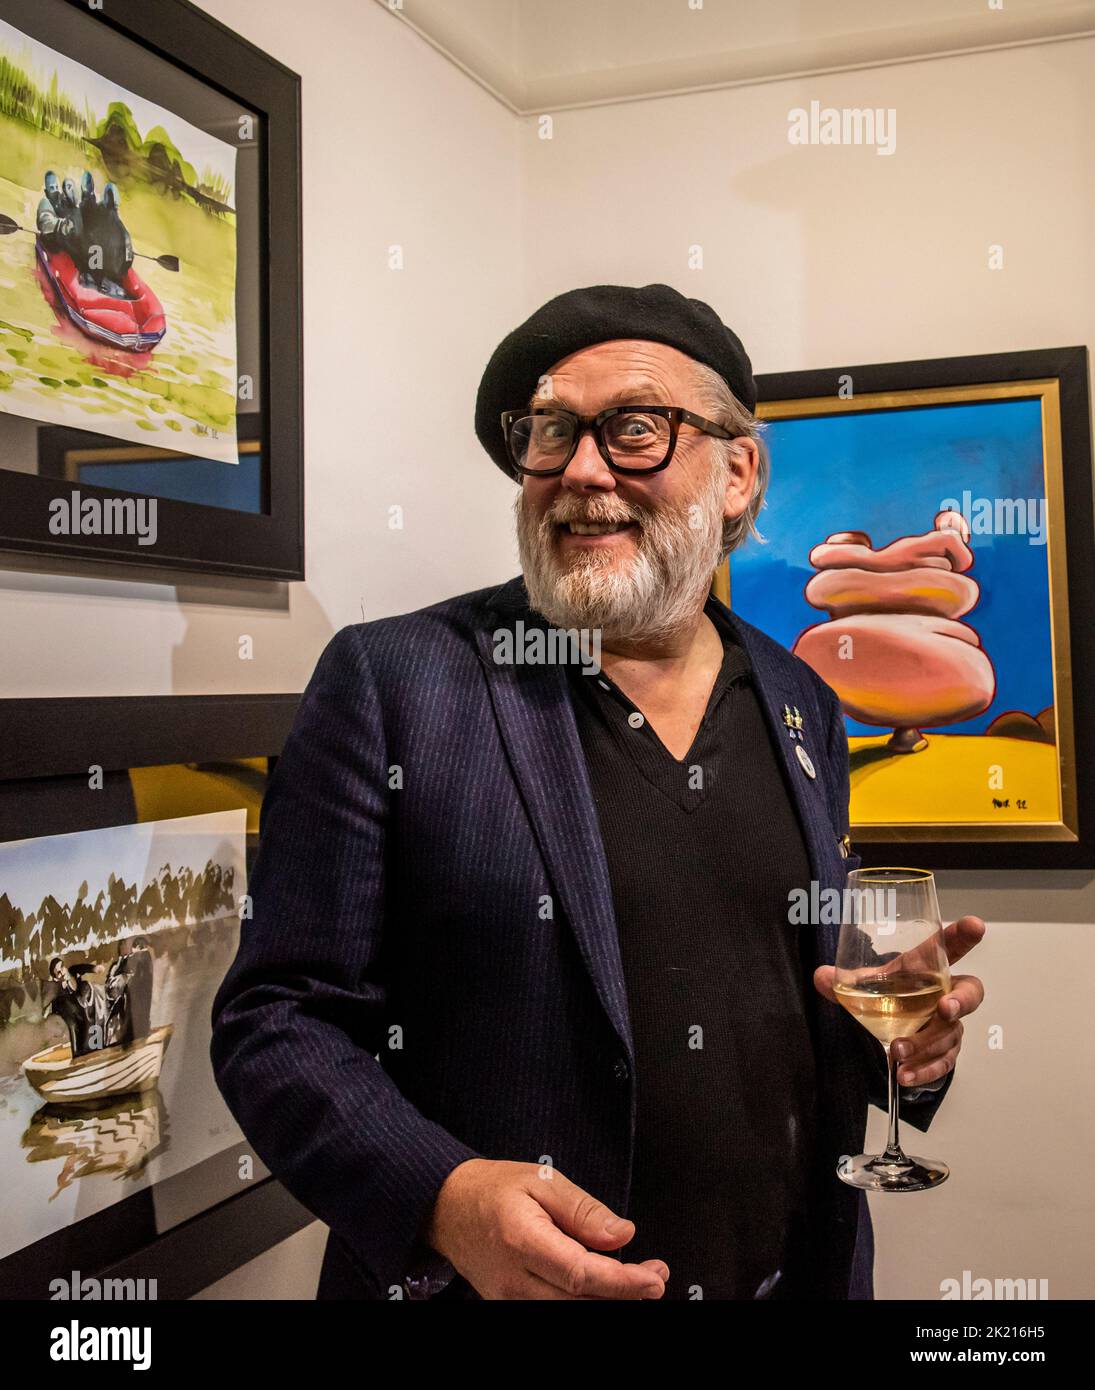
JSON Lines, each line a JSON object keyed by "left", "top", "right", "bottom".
{"left": 725, "top": 391, "right": 1065, "bottom": 830}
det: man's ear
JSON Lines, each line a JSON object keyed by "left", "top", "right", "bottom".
{"left": 723, "top": 437, "right": 759, "bottom": 521}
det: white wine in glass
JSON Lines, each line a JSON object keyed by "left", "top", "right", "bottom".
{"left": 834, "top": 867, "right": 951, "bottom": 1192}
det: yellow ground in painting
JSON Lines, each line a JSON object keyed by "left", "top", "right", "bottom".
{"left": 848, "top": 735, "right": 1060, "bottom": 825}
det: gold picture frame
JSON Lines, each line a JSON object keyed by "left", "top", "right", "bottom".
{"left": 714, "top": 349, "right": 1095, "bottom": 868}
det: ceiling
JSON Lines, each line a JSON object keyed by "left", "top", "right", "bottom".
{"left": 375, "top": 0, "right": 1095, "bottom": 111}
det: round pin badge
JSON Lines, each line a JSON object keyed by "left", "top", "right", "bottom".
{"left": 795, "top": 744, "right": 816, "bottom": 779}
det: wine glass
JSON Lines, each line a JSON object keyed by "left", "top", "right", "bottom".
{"left": 834, "top": 866, "right": 951, "bottom": 1192}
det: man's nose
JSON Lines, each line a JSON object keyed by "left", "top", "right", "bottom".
{"left": 562, "top": 427, "right": 616, "bottom": 490}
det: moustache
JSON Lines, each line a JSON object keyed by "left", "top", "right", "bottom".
{"left": 545, "top": 503, "right": 645, "bottom": 528}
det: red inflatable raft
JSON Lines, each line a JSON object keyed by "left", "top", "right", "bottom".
{"left": 36, "top": 237, "right": 166, "bottom": 351}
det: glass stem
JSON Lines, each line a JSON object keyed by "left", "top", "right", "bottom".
{"left": 881, "top": 1042, "right": 907, "bottom": 1163}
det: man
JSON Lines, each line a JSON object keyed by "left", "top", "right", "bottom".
{"left": 76, "top": 172, "right": 134, "bottom": 296}
{"left": 123, "top": 936, "right": 154, "bottom": 1040}
{"left": 210, "top": 283, "right": 985, "bottom": 1301}
{"left": 104, "top": 950, "right": 131, "bottom": 1048}
{"left": 48, "top": 956, "right": 107, "bottom": 1058}
{"left": 105, "top": 936, "right": 154, "bottom": 1046}
{"left": 35, "top": 171, "right": 80, "bottom": 260}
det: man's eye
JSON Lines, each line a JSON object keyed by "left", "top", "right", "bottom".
{"left": 534, "top": 424, "right": 566, "bottom": 446}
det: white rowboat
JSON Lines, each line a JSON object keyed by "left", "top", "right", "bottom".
{"left": 20, "top": 1025, "right": 174, "bottom": 1104}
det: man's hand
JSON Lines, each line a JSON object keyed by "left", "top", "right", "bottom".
{"left": 814, "top": 914, "right": 986, "bottom": 1086}
{"left": 423, "top": 1158, "right": 668, "bottom": 1300}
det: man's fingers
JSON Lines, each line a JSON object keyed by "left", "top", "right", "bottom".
{"left": 898, "top": 1045, "right": 960, "bottom": 1087}
{"left": 494, "top": 1169, "right": 669, "bottom": 1298}
{"left": 892, "top": 974, "right": 979, "bottom": 1058}
{"left": 943, "top": 915, "right": 986, "bottom": 965}
{"left": 528, "top": 1167, "right": 634, "bottom": 1250}
{"left": 813, "top": 964, "right": 836, "bottom": 1002}
{"left": 890, "top": 975, "right": 980, "bottom": 1081}
{"left": 819, "top": 943, "right": 984, "bottom": 1012}
{"left": 894, "top": 1017, "right": 961, "bottom": 1078}
{"left": 939, "top": 973, "right": 984, "bottom": 1020}
{"left": 895, "top": 1015, "right": 961, "bottom": 1056}
{"left": 518, "top": 1260, "right": 667, "bottom": 1300}
{"left": 518, "top": 1208, "right": 665, "bottom": 1298}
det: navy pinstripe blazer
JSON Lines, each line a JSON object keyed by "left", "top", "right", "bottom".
{"left": 209, "top": 574, "right": 953, "bottom": 1301}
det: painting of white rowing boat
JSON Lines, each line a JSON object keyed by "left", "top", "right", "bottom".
{"left": 0, "top": 808, "right": 246, "bottom": 1261}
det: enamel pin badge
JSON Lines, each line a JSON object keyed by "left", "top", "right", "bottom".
{"left": 782, "top": 704, "right": 805, "bottom": 740}
{"left": 784, "top": 705, "right": 816, "bottom": 776}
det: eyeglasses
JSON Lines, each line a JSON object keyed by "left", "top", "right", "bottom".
{"left": 500, "top": 404, "right": 734, "bottom": 477}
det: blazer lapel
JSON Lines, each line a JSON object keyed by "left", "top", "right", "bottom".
{"left": 474, "top": 577, "right": 634, "bottom": 1065}
{"left": 714, "top": 599, "right": 865, "bottom": 1126}
{"left": 713, "top": 599, "right": 839, "bottom": 892}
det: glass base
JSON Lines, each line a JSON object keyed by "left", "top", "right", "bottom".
{"left": 838, "top": 1151, "right": 949, "bottom": 1192}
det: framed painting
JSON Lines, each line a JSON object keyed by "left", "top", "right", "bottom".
{"left": 0, "top": 0, "right": 302, "bottom": 579}
{"left": 714, "top": 346, "right": 1095, "bottom": 869}
{"left": 0, "top": 692, "right": 316, "bottom": 1300}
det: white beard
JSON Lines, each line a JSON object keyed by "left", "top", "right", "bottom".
{"left": 515, "top": 459, "right": 728, "bottom": 645}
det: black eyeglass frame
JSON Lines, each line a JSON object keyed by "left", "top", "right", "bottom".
{"left": 500, "top": 405, "right": 735, "bottom": 478}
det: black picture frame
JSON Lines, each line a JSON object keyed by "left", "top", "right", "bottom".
{"left": 718, "top": 346, "right": 1095, "bottom": 871}
{"left": 0, "top": 691, "right": 320, "bottom": 1300}
{"left": 0, "top": 0, "right": 304, "bottom": 580}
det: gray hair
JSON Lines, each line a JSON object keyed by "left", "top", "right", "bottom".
{"left": 686, "top": 359, "right": 770, "bottom": 558}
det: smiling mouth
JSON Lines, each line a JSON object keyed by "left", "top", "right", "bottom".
{"left": 558, "top": 520, "right": 638, "bottom": 536}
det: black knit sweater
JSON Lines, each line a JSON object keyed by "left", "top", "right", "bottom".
{"left": 565, "top": 599, "right": 819, "bottom": 1300}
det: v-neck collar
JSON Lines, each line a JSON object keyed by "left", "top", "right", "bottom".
{"left": 566, "top": 599, "right": 753, "bottom": 812}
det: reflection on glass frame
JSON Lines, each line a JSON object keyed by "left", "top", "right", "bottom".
{"left": 37, "top": 415, "right": 263, "bottom": 516}
{"left": 713, "top": 347, "right": 1095, "bottom": 870}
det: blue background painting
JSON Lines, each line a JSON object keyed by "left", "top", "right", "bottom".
{"left": 729, "top": 397, "right": 1053, "bottom": 736}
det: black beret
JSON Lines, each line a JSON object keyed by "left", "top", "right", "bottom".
{"left": 474, "top": 282, "right": 756, "bottom": 479}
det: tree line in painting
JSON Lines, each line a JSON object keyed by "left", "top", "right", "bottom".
{"left": 0, "top": 48, "right": 233, "bottom": 213}
{"left": 0, "top": 859, "right": 237, "bottom": 980}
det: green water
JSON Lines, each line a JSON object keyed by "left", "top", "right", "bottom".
{"left": 0, "top": 117, "right": 239, "bottom": 462}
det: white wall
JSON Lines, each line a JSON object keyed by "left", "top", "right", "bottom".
{"left": 519, "top": 39, "right": 1093, "bottom": 385}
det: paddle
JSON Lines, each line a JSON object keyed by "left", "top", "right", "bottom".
{"left": 134, "top": 250, "right": 180, "bottom": 273}
{"left": 0, "top": 213, "right": 180, "bottom": 271}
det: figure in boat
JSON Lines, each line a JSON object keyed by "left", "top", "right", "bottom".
{"left": 34, "top": 168, "right": 166, "bottom": 351}
{"left": 104, "top": 936, "right": 154, "bottom": 1046}
{"left": 37, "top": 168, "right": 134, "bottom": 298}
{"left": 47, "top": 957, "right": 107, "bottom": 1057}
{"left": 28, "top": 943, "right": 172, "bottom": 1105}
